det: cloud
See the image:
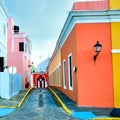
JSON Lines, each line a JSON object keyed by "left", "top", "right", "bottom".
{"left": 4, "top": 0, "right": 77, "bottom": 66}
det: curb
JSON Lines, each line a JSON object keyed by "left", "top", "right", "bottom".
{"left": 17, "top": 88, "right": 33, "bottom": 108}
{"left": 48, "top": 87, "right": 72, "bottom": 114}
{"left": 48, "top": 88, "right": 120, "bottom": 120}
{"left": 91, "top": 118, "right": 120, "bottom": 120}
{"left": 0, "top": 106, "right": 16, "bottom": 109}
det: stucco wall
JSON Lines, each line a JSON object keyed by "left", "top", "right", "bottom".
{"left": 110, "top": 0, "right": 120, "bottom": 108}
{"left": 48, "top": 51, "right": 61, "bottom": 86}
{"left": 61, "top": 26, "right": 77, "bottom": 102}
{"left": 111, "top": 22, "right": 120, "bottom": 108}
{"left": 0, "top": 72, "right": 22, "bottom": 99}
{"left": 76, "top": 23, "right": 113, "bottom": 107}
{"left": 72, "top": 0, "right": 109, "bottom": 11}
{"left": 110, "top": 0, "right": 120, "bottom": 9}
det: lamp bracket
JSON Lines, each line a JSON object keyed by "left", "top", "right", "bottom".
{"left": 94, "top": 52, "right": 99, "bottom": 64}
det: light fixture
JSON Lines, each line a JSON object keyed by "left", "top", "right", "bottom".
{"left": 93, "top": 41, "right": 102, "bottom": 63}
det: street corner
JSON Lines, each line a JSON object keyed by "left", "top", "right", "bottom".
{"left": 71, "top": 111, "right": 96, "bottom": 120}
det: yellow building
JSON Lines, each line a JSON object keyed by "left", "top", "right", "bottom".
{"left": 47, "top": 48, "right": 62, "bottom": 87}
{"left": 110, "top": 0, "right": 120, "bottom": 108}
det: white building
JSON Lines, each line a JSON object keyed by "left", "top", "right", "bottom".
{"left": 0, "top": 0, "right": 8, "bottom": 72}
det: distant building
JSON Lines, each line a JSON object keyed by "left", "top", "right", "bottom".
{"left": 47, "top": 0, "right": 120, "bottom": 108}
{"left": 7, "top": 18, "right": 32, "bottom": 89}
{"left": 0, "top": 0, "right": 8, "bottom": 72}
{"left": 31, "top": 58, "right": 50, "bottom": 88}
{"left": 37, "top": 57, "right": 50, "bottom": 73}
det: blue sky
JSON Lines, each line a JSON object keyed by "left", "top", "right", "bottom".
{"left": 4, "top": 0, "right": 85, "bottom": 66}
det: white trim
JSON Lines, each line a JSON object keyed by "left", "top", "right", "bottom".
{"left": 112, "top": 49, "right": 120, "bottom": 53}
{"left": 63, "top": 59, "right": 66, "bottom": 89}
{"left": 14, "top": 32, "right": 27, "bottom": 38}
{"left": 68, "top": 53, "right": 73, "bottom": 91}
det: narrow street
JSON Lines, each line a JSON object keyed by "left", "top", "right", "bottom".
{"left": 1, "top": 89, "right": 79, "bottom": 120}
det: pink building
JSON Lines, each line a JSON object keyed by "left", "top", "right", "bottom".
{"left": 7, "top": 18, "right": 32, "bottom": 89}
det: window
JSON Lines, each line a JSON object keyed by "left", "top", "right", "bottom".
{"left": 63, "top": 60, "right": 66, "bottom": 89}
{"left": 19, "top": 42, "right": 24, "bottom": 51}
{"left": 14, "top": 25, "right": 19, "bottom": 33}
{"left": 59, "top": 65, "right": 62, "bottom": 86}
{"left": 68, "top": 54, "right": 73, "bottom": 90}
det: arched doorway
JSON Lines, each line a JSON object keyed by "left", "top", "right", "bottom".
{"left": 35, "top": 74, "right": 48, "bottom": 88}
{"left": 37, "top": 75, "right": 45, "bottom": 88}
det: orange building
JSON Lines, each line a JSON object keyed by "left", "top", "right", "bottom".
{"left": 47, "top": 0, "right": 120, "bottom": 108}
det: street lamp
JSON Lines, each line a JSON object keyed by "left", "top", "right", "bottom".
{"left": 93, "top": 41, "right": 102, "bottom": 64}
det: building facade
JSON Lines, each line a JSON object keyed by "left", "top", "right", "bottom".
{"left": 47, "top": 0, "right": 120, "bottom": 108}
{"left": 110, "top": 0, "right": 120, "bottom": 108}
{"left": 0, "top": 0, "right": 8, "bottom": 72}
{"left": 31, "top": 58, "right": 50, "bottom": 88}
{"left": 7, "top": 18, "right": 32, "bottom": 89}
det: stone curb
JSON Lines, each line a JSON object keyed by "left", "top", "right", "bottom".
{"left": 91, "top": 118, "right": 120, "bottom": 120}
{"left": 0, "top": 106, "right": 16, "bottom": 109}
{"left": 48, "top": 87, "right": 72, "bottom": 114}
{"left": 48, "top": 87, "right": 120, "bottom": 120}
{"left": 17, "top": 88, "right": 33, "bottom": 108}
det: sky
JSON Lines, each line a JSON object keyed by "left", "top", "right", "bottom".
{"left": 3, "top": 0, "right": 97, "bottom": 66}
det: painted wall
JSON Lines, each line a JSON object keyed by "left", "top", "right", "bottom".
{"left": 48, "top": 51, "right": 61, "bottom": 73}
{"left": 7, "top": 18, "right": 32, "bottom": 89}
{"left": 61, "top": 27, "right": 77, "bottom": 102}
{"left": 48, "top": 50, "right": 62, "bottom": 86}
{"left": 110, "top": 0, "right": 120, "bottom": 9}
{"left": 0, "top": 72, "right": 22, "bottom": 99}
{"left": 76, "top": 23, "right": 113, "bottom": 107}
{"left": 72, "top": 0, "right": 109, "bottom": 11}
{"left": 111, "top": 22, "right": 120, "bottom": 108}
{"left": 33, "top": 73, "right": 48, "bottom": 88}
{"left": 59, "top": 22, "right": 114, "bottom": 107}
{"left": 7, "top": 18, "right": 13, "bottom": 53}
{"left": 110, "top": 0, "right": 120, "bottom": 108}
{"left": 48, "top": 0, "right": 120, "bottom": 108}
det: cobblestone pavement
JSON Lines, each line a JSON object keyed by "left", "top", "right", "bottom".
{"left": 1, "top": 89, "right": 79, "bottom": 120}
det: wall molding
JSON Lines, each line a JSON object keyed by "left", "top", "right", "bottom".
{"left": 112, "top": 49, "right": 120, "bottom": 53}
{"left": 50, "top": 9, "right": 120, "bottom": 61}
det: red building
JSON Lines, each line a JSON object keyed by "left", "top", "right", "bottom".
{"left": 32, "top": 73, "right": 48, "bottom": 88}
{"left": 31, "top": 58, "right": 50, "bottom": 88}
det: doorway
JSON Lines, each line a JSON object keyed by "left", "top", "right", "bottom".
{"left": 0, "top": 57, "right": 4, "bottom": 72}
{"left": 37, "top": 75, "right": 45, "bottom": 88}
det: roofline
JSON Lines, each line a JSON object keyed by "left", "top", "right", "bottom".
{"left": 48, "top": 9, "right": 120, "bottom": 68}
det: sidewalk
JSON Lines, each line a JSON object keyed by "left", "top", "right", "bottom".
{"left": 0, "top": 90, "right": 28, "bottom": 117}
{"left": 51, "top": 88, "right": 118, "bottom": 119}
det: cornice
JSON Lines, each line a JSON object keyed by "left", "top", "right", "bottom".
{"left": 49, "top": 9, "right": 120, "bottom": 64}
